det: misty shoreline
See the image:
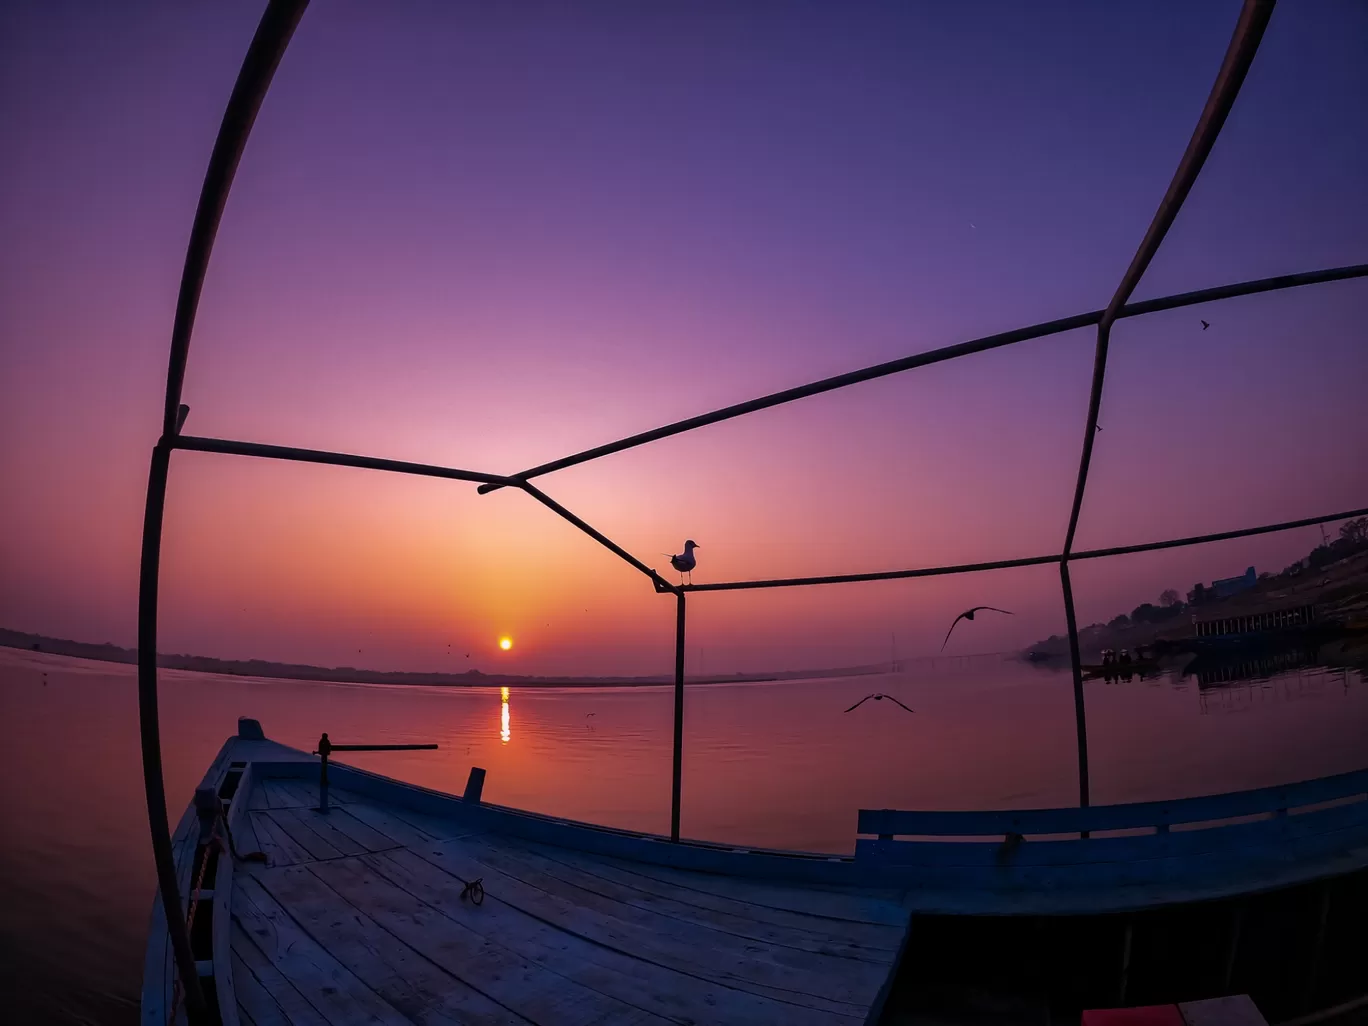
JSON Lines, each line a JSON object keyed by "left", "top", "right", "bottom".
{"left": 0, "top": 627, "right": 887, "bottom": 689}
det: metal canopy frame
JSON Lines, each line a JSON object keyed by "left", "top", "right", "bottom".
{"left": 138, "top": 2, "right": 1365, "bottom": 1020}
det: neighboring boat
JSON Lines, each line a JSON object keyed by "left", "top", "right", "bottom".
{"left": 1082, "top": 659, "right": 1163, "bottom": 679}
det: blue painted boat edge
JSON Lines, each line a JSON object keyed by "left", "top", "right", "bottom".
{"left": 254, "top": 754, "right": 886, "bottom": 890}
{"left": 167, "top": 722, "right": 1367, "bottom": 937}
{"left": 139, "top": 726, "right": 309, "bottom": 1023}
{"left": 857, "top": 768, "right": 1368, "bottom": 837}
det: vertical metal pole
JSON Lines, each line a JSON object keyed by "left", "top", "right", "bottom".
{"left": 137, "top": 443, "right": 210, "bottom": 1022}
{"left": 1118, "top": 919, "right": 1134, "bottom": 1005}
{"left": 1223, "top": 901, "right": 1243, "bottom": 990}
{"left": 670, "top": 590, "right": 686, "bottom": 843}
{"left": 1303, "top": 881, "right": 1331, "bottom": 1011}
{"left": 1059, "top": 560, "right": 1090, "bottom": 809}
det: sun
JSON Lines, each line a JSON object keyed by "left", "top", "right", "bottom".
{"left": 499, "top": 637, "right": 513, "bottom": 651}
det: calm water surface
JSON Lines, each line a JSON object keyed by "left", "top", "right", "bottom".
{"left": 2, "top": 645, "right": 1365, "bottom": 1023}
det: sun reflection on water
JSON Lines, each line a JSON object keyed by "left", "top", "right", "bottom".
{"left": 500, "top": 686, "right": 511, "bottom": 745}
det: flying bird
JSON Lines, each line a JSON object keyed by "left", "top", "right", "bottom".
{"left": 1200, "top": 320, "right": 1210, "bottom": 330}
{"left": 941, "top": 606, "right": 1014, "bottom": 651}
{"left": 845, "top": 693, "right": 914, "bottom": 713}
{"left": 665, "top": 540, "right": 700, "bottom": 584}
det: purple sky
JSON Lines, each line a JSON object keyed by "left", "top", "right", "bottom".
{"left": 1, "top": 1, "right": 1365, "bottom": 675}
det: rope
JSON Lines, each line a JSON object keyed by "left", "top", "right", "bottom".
{"left": 458, "top": 876, "right": 485, "bottom": 905}
{"left": 166, "top": 806, "right": 267, "bottom": 1024}
{"left": 168, "top": 831, "right": 217, "bottom": 1025}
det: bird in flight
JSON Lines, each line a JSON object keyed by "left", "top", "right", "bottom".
{"left": 665, "top": 540, "right": 700, "bottom": 584}
{"left": 845, "top": 693, "right": 914, "bottom": 713}
{"left": 941, "top": 606, "right": 1014, "bottom": 651}
{"left": 1200, "top": 319, "right": 1210, "bottom": 330}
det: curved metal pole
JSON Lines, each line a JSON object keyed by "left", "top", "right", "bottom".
{"left": 677, "top": 504, "right": 1368, "bottom": 592}
{"left": 137, "top": 3, "right": 308, "bottom": 1021}
{"left": 1057, "top": 0, "right": 1275, "bottom": 811}
{"left": 1062, "top": 0, "right": 1275, "bottom": 557}
{"left": 472, "top": 260, "right": 1363, "bottom": 499}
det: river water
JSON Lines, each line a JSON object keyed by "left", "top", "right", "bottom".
{"left": 2, "top": 645, "right": 1364, "bottom": 1024}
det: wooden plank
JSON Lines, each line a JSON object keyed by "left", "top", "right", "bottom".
{"left": 252, "top": 864, "right": 532, "bottom": 1025}
{"left": 247, "top": 773, "right": 274, "bottom": 812}
{"left": 310, "top": 807, "right": 403, "bottom": 854}
{"left": 230, "top": 811, "right": 267, "bottom": 866}
{"left": 248, "top": 811, "right": 314, "bottom": 868}
{"left": 261, "top": 779, "right": 314, "bottom": 810}
{"left": 272, "top": 779, "right": 323, "bottom": 808}
{"left": 393, "top": 842, "right": 885, "bottom": 1010}
{"left": 214, "top": 848, "right": 243, "bottom": 1026}
{"left": 375, "top": 802, "right": 475, "bottom": 842}
{"left": 857, "top": 799, "right": 1368, "bottom": 873}
{"left": 144, "top": 738, "right": 239, "bottom": 1026}
{"left": 459, "top": 833, "right": 896, "bottom": 963}
{"left": 266, "top": 760, "right": 865, "bottom": 890}
{"left": 340, "top": 850, "right": 862, "bottom": 1026}
{"left": 529, "top": 843, "right": 908, "bottom": 927}
{"left": 511, "top": 838, "right": 905, "bottom": 951}
{"left": 858, "top": 768, "right": 1368, "bottom": 838}
{"left": 277, "top": 807, "right": 370, "bottom": 858}
{"left": 309, "top": 855, "right": 670, "bottom": 1026}
{"left": 231, "top": 923, "right": 331, "bottom": 1026}
{"left": 343, "top": 802, "right": 442, "bottom": 849}
{"left": 1180, "top": 995, "right": 1268, "bottom": 1026}
{"left": 233, "top": 873, "right": 411, "bottom": 1025}
{"left": 262, "top": 809, "right": 344, "bottom": 862}
{"left": 231, "top": 951, "right": 292, "bottom": 1026}
{"left": 324, "top": 786, "right": 374, "bottom": 805}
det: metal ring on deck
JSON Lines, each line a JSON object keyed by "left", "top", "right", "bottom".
{"left": 460, "top": 877, "right": 485, "bottom": 905}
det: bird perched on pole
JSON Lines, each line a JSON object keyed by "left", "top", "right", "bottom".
{"left": 665, "top": 540, "right": 699, "bottom": 585}
{"left": 941, "top": 606, "right": 1014, "bottom": 651}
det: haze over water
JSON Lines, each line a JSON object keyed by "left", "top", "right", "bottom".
{"left": 3, "top": 646, "right": 1365, "bottom": 1022}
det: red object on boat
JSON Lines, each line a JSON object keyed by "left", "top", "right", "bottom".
{"left": 1082, "top": 1005, "right": 1186, "bottom": 1026}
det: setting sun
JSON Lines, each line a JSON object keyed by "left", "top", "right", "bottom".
{"left": 499, "top": 637, "right": 513, "bottom": 651}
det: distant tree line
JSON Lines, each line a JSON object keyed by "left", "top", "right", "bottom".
{"left": 1107, "top": 518, "right": 1368, "bottom": 625}
{"left": 1108, "top": 586, "right": 1187, "bottom": 629}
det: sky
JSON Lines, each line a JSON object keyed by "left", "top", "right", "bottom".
{"left": 1, "top": 1, "right": 1365, "bottom": 677}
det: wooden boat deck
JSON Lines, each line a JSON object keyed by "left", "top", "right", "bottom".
{"left": 145, "top": 722, "right": 1368, "bottom": 1025}
{"left": 229, "top": 777, "right": 906, "bottom": 1026}
{"left": 137, "top": 723, "right": 911, "bottom": 1026}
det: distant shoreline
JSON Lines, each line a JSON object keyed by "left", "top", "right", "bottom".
{"left": 0, "top": 627, "right": 886, "bottom": 689}
{"left": 1021, "top": 548, "right": 1368, "bottom": 662}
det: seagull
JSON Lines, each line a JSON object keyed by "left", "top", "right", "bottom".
{"left": 1200, "top": 320, "right": 1209, "bottom": 330}
{"left": 665, "top": 540, "right": 699, "bottom": 584}
{"left": 941, "top": 606, "right": 1014, "bottom": 651}
{"left": 845, "top": 693, "right": 914, "bottom": 713}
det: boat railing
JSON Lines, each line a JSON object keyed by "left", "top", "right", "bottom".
{"left": 857, "top": 768, "right": 1368, "bottom": 844}
{"left": 134, "top": 2, "right": 1367, "bottom": 1018}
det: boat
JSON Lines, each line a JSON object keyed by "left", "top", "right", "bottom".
{"left": 135, "top": 2, "right": 1368, "bottom": 1023}
{"left": 146, "top": 718, "right": 1368, "bottom": 1025}
{"left": 1082, "top": 659, "right": 1163, "bottom": 679}
{"left": 146, "top": 719, "right": 915, "bottom": 1026}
